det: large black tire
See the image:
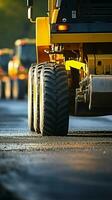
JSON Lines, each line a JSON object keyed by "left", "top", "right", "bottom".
{"left": 33, "top": 63, "right": 46, "bottom": 132}
{"left": 39, "top": 63, "right": 69, "bottom": 136}
{"left": 28, "top": 64, "right": 36, "bottom": 131}
{"left": 12, "top": 79, "right": 26, "bottom": 99}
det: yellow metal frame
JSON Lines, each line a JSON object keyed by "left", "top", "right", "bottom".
{"left": 36, "top": 17, "right": 50, "bottom": 47}
{"left": 51, "top": 8, "right": 59, "bottom": 24}
{"left": 51, "top": 33, "right": 112, "bottom": 44}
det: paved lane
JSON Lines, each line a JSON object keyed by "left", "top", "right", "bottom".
{"left": 0, "top": 145, "right": 112, "bottom": 200}
{"left": 0, "top": 100, "right": 112, "bottom": 200}
{"left": 0, "top": 100, "right": 28, "bottom": 134}
{"left": 0, "top": 100, "right": 112, "bottom": 137}
{"left": 69, "top": 115, "right": 112, "bottom": 132}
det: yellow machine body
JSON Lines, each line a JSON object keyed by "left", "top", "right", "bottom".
{"left": 34, "top": 0, "right": 112, "bottom": 110}
{"left": 35, "top": 0, "right": 112, "bottom": 71}
{"left": 36, "top": 17, "right": 50, "bottom": 63}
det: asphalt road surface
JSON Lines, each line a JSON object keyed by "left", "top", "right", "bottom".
{"left": 0, "top": 100, "right": 112, "bottom": 200}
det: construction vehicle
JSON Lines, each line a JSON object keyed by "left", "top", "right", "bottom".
{"left": 0, "top": 48, "right": 13, "bottom": 99}
{"left": 27, "top": 0, "right": 112, "bottom": 136}
{"left": 8, "top": 38, "right": 36, "bottom": 99}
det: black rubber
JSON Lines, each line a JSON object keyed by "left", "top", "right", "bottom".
{"left": 28, "top": 64, "right": 36, "bottom": 131}
{"left": 33, "top": 63, "right": 47, "bottom": 132}
{"left": 39, "top": 63, "right": 69, "bottom": 136}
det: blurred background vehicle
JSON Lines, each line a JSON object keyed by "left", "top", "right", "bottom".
{"left": 8, "top": 38, "right": 36, "bottom": 99}
{"left": 0, "top": 48, "right": 13, "bottom": 99}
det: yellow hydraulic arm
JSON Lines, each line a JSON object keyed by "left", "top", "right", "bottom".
{"left": 65, "top": 60, "right": 87, "bottom": 71}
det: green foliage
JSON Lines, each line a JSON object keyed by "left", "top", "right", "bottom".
{"left": 0, "top": 0, "right": 47, "bottom": 48}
